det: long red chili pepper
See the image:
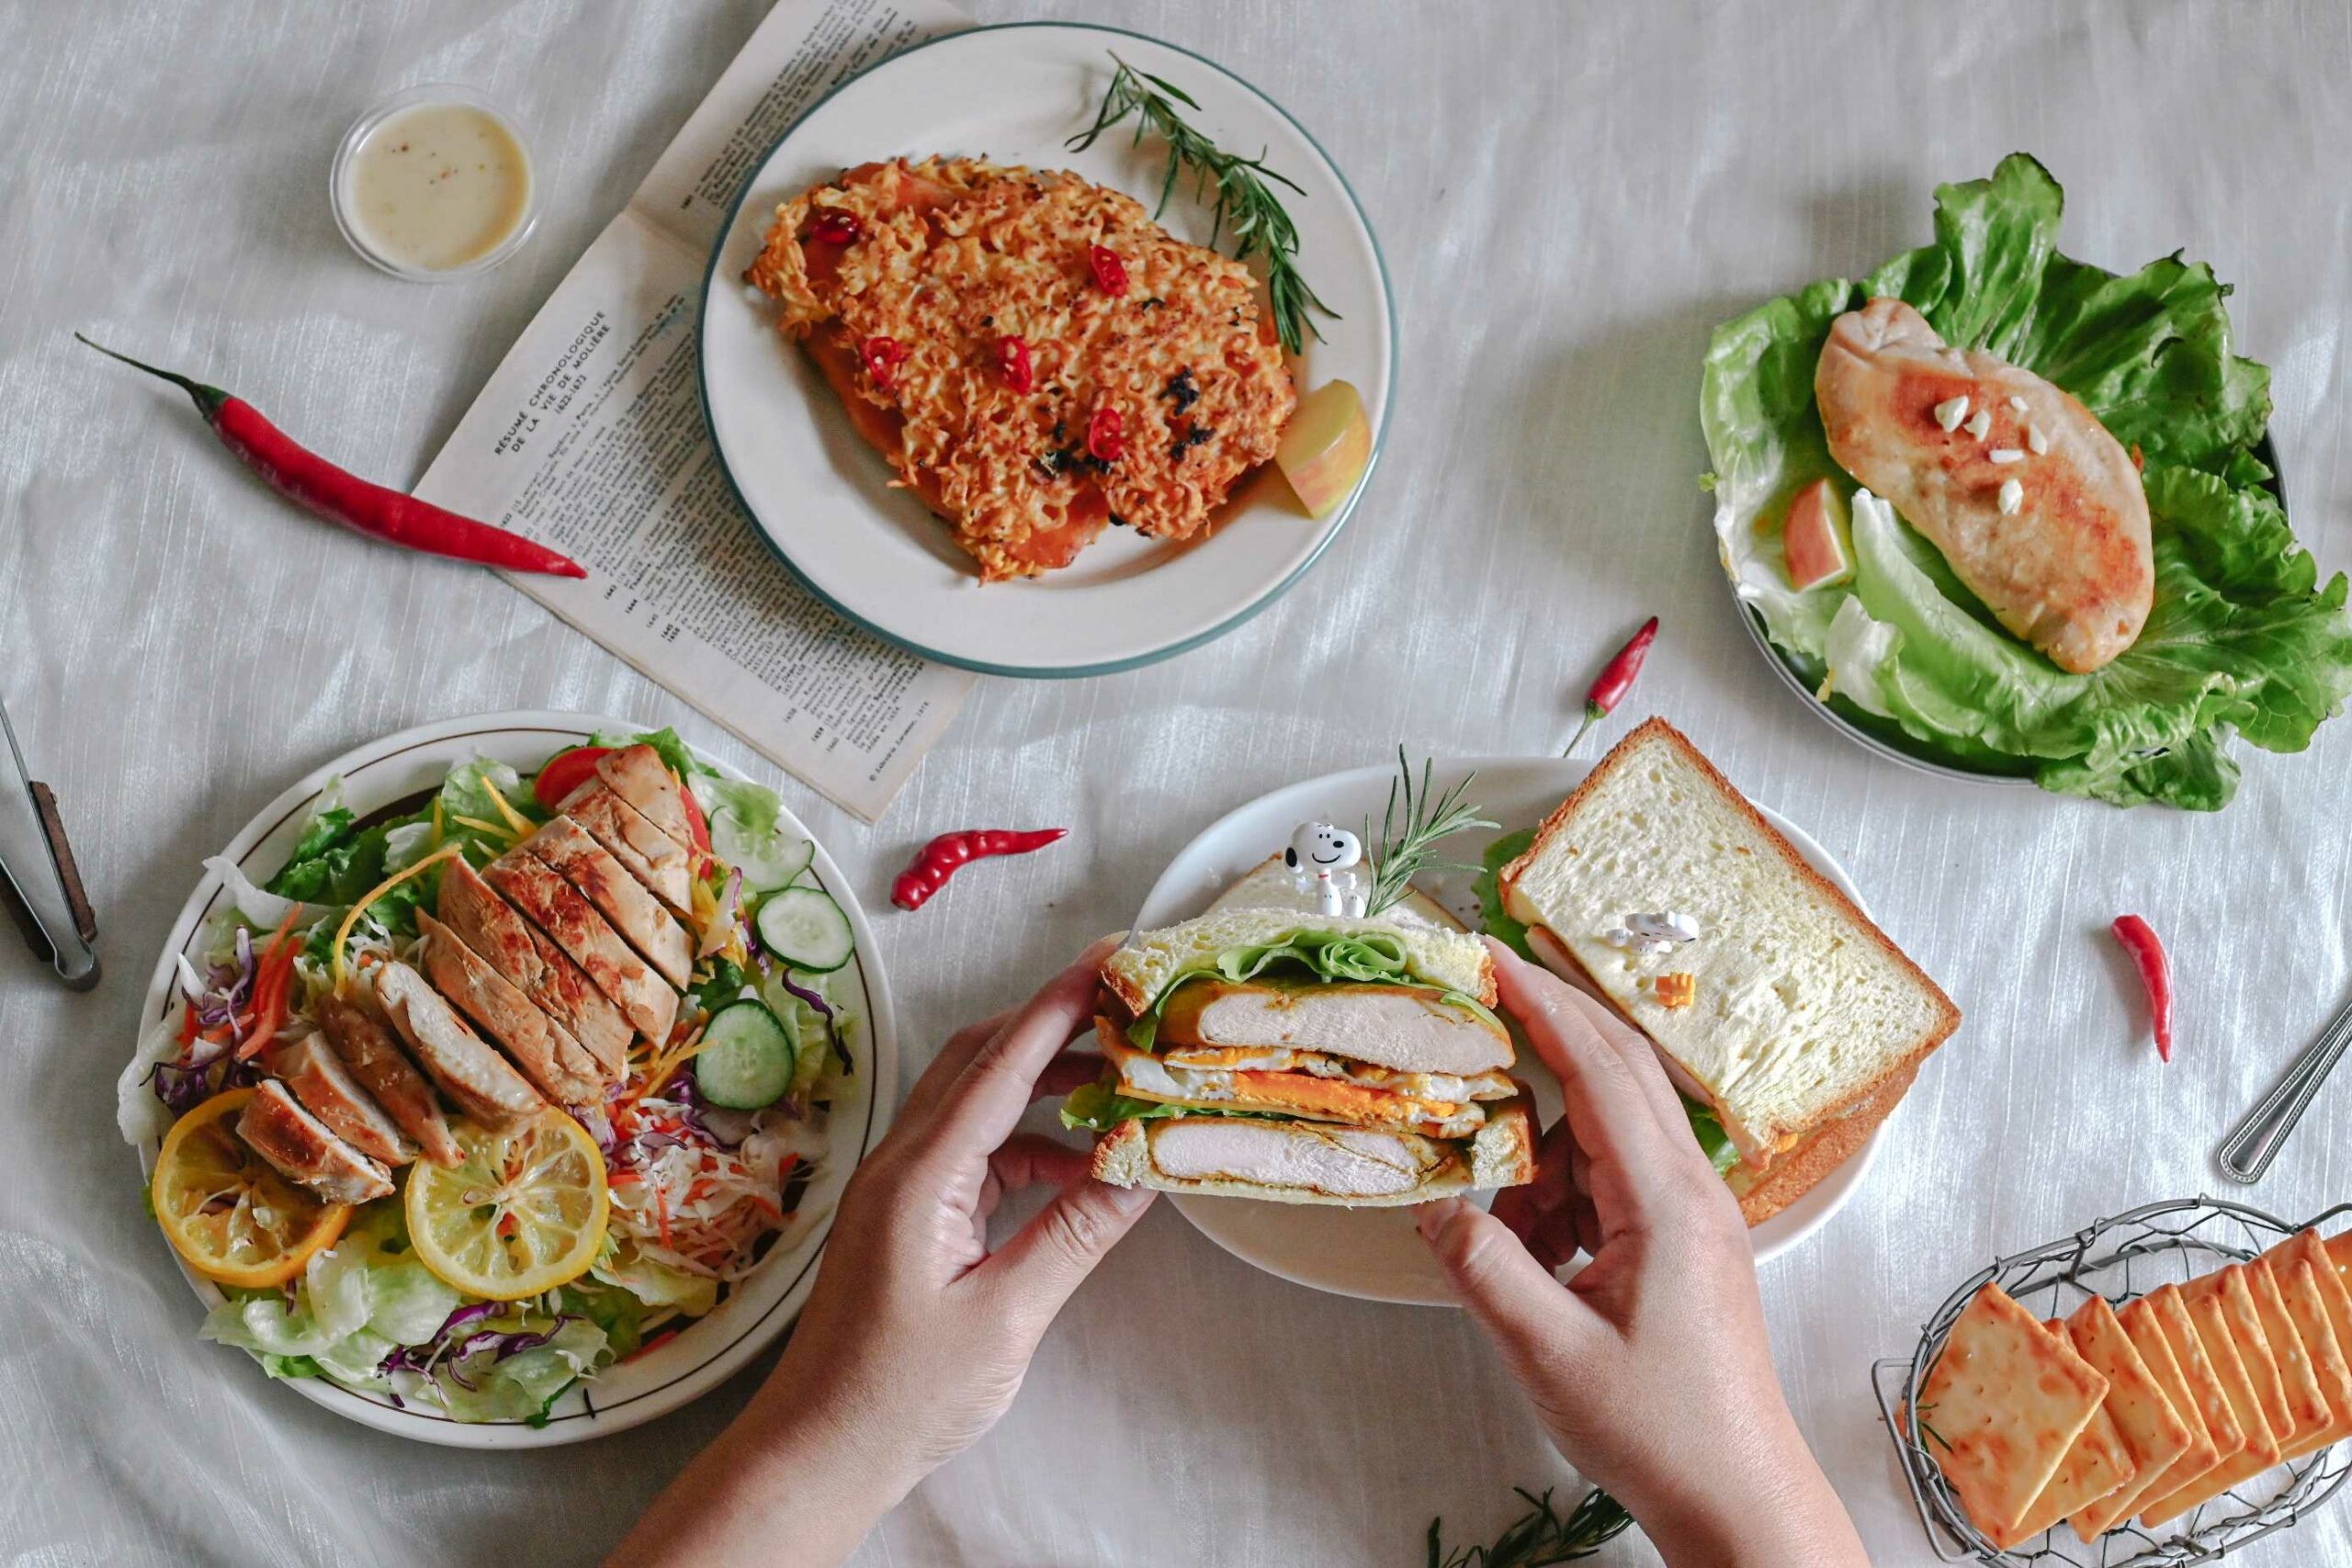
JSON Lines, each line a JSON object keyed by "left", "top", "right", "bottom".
{"left": 1564, "top": 615, "right": 1658, "bottom": 757}
{"left": 76, "top": 335, "right": 586, "bottom": 578}
{"left": 891, "top": 828, "right": 1068, "bottom": 910}
{"left": 2111, "top": 914, "right": 2174, "bottom": 1062}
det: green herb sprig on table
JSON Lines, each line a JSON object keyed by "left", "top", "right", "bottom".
{"left": 1069, "top": 54, "right": 1338, "bottom": 355}
{"left": 1363, "top": 750, "right": 1498, "bottom": 918}
{"left": 1428, "top": 1485, "right": 1636, "bottom": 1567}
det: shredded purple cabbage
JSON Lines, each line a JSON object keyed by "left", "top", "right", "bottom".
{"left": 378, "top": 1303, "right": 574, "bottom": 1390}
{"left": 663, "top": 1075, "right": 745, "bottom": 1149}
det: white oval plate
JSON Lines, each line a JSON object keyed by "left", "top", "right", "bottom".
{"left": 130, "top": 710, "right": 897, "bottom": 1448}
{"left": 1136, "top": 756, "right": 1887, "bottom": 1305}
{"left": 699, "top": 21, "right": 1396, "bottom": 677}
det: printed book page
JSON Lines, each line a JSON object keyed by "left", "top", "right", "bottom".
{"left": 413, "top": 0, "right": 975, "bottom": 822}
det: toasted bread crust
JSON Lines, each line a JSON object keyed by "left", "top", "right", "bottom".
{"left": 1500, "top": 716, "right": 1961, "bottom": 1155}
{"left": 1729, "top": 1066, "right": 1911, "bottom": 1225}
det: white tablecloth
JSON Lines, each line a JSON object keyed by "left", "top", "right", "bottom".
{"left": 6, "top": 2, "right": 2350, "bottom": 1563}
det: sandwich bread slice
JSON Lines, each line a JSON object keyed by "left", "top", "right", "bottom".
{"left": 1499, "top": 717, "right": 1958, "bottom": 1224}
{"left": 1073, "top": 897, "right": 1533, "bottom": 1207}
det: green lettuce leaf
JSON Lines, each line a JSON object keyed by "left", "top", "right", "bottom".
{"left": 1702, "top": 152, "right": 2349, "bottom": 808}
{"left": 1681, "top": 1096, "right": 1738, "bottom": 1179}
{"left": 1474, "top": 829, "right": 1537, "bottom": 961}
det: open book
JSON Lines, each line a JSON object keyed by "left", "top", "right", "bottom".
{"left": 413, "top": 0, "right": 976, "bottom": 822}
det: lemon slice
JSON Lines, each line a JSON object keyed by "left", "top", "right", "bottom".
{"left": 405, "top": 1110, "right": 609, "bottom": 1301}
{"left": 151, "top": 1088, "right": 354, "bottom": 1289}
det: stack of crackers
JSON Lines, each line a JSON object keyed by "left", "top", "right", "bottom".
{"left": 1915, "top": 1227, "right": 2352, "bottom": 1551}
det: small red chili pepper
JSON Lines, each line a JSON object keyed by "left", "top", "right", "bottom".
{"left": 1564, "top": 615, "right": 1659, "bottom": 756}
{"left": 1086, "top": 407, "right": 1125, "bottom": 463}
{"left": 77, "top": 336, "right": 586, "bottom": 578}
{"left": 891, "top": 828, "right": 1068, "bottom": 910}
{"left": 1089, "top": 244, "right": 1129, "bottom": 297}
{"left": 806, "top": 210, "right": 862, "bottom": 246}
{"left": 862, "top": 335, "right": 910, "bottom": 391}
{"left": 997, "top": 334, "right": 1035, "bottom": 394}
{"left": 2111, "top": 915, "right": 2174, "bottom": 1062}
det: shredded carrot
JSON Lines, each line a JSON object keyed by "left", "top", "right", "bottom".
{"left": 428, "top": 798, "right": 447, "bottom": 849}
{"left": 330, "top": 842, "right": 466, "bottom": 994}
{"left": 450, "top": 814, "right": 516, "bottom": 842}
{"left": 233, "top": 910, "right": 304, "bottom": 1061}
{"left": 477, "top": 774, "right": 537, "bottom": 840}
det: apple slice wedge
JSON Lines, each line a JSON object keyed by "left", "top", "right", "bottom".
{"left": 1783, "top": 477, "right": 1854, "bottom": 591}
{"left": 1275, "top": 379, "right": 1371, "bottom": 518}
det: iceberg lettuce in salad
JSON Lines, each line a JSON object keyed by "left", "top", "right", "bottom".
{"left": 1702, "top": 153, "right": 2352, "bottom": 808}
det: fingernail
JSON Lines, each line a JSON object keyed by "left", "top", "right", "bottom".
{"left": 1414, "top": 1199, "right": 1458, "bottom": 1240}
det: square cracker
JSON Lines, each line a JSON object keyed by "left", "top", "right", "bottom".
{"left": 2004, "top": 1321, "right": 2135, "bottom": 1547}
{"left": 2065, "top": 1295, "right": 2192, "bottom": 1539}
{"left": 2138, "top": 1287, "right": 2246, "bottom": 1503}
{"left": 2241, "top": 1258, "right": 2335, "bottom": 1454}
{"left": 2116, "top": 1295, "right": 2224, "bottom": 1515}
{"left": 2140, "top": 1276, "right": 2283, "bottom": 1529}
{"left": 2187, "top": 1268, "right": 2296, "bottom": 1452}
{"left": 2267, "top": 1229, "right": 2352, "bottom": 1363}
{"left": 1918, "top": 1283, "right": 2109, "bottom": 1548}
{"left": 2267, "top": 1256, "right": 2352, "bottom": 1460}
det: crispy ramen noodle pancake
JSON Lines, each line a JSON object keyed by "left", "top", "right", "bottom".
{"left": 748, "top": 158, "right": 1297, "bottom": 581}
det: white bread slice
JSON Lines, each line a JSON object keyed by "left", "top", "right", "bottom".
{"left": 1499, "top": 717, "right": 1958, "bottom": 1170}
{"left": 1090, "top": 1092, "right": 1534, "bottom": 1206}
{"left": 1102, "top": 906, "right": 1495, "bottom": 1018}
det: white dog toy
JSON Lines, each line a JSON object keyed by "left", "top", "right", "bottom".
{"left": 1284, "top": 821, "right": 1367, "bottom": 917}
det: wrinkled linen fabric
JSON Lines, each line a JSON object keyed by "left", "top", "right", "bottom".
{"left": 4, "top": 2, "right": 2350, "bottom": 1564}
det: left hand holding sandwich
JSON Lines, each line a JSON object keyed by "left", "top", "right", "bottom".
{"left": 1415, "top": 941, "right": 1869, "bottom": 1568}
{"left": 613, "top": 937, "right": 1153, "bottom": 1568}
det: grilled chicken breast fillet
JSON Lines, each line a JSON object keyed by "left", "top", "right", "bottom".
{"left": 237, "top": 1079, "right": 394, "bottom": 1204}
{"left": 375, "top": 961, "right": 548, "bottom": 1129}
{"left": 1155, "top": 980, "right": 1513, "bottom": 1077}
{"left": 579, "top": 745, "right": 696, "bottom": 855}
{"left": 438, "top": 856, "right": 634, "bottom": 1078}
{"left": 261, "top": 1033, "right": 416, "bottom": 1167}
{"left": 416, "top": 912, "right": 605, "bottom": 1106}
{"left": 316, "top": 993, "right": 461, "bottom": 1166}
{"left": 486, "top": 851, "right": 680, "bottom": 1044}
{"left": 1815, "top": 297, "right": 2153, "bottom": 673}
{"left": 560, "top": 783, "right": 695, "bottom": 915}
{"left": 525, "top": 817, "right": 695, "bottom": 988}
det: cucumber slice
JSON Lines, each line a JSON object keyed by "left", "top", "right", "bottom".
{"left": 695, "top": 1000, "right": 797, "bottom": 1109}
{"left": 712, "top": 812, "right": 815, "bottom": 892}
{"left": 755, "top": 886, "right": 854, "bottom": 972}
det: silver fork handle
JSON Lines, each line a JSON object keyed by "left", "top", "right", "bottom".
{"left": 2218, "top": 996, "right": 2352, "bottom": 1184}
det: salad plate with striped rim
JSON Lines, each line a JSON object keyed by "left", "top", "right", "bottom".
{"left": 119, "top": 710, "right": 896, "bottom": 1449}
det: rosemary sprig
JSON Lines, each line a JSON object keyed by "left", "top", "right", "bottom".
{"left": 1428, "top": 1486, "right": 1637, "bottom": 1568}
{"left": 1068, "top": 54, "right": 1339, "bottom": 355}
{"left": 1363, "top": 750, "right": 1498, "bottom": 917}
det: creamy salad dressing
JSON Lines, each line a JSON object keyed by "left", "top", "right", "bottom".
{"left": 343, "top": 101, "right": 532, "bottom": 273}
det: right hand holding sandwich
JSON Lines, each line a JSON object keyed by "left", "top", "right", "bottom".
{"left": 1416, "top": 941, "right": 1869, "bottom": 1568}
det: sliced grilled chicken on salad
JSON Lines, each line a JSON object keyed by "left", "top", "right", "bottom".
{"left": 119, "top": 730, "right": 858, "bottom": 1424}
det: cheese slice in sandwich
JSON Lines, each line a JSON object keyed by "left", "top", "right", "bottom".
{"left": 1498, "top": 717, "right": 1959, "bottom": 1200}
{"left": 1074, "top": 903, "right": 1532, "bottom": 1205}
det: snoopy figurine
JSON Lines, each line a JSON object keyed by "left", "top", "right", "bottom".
{"left": 1284, "top": 821, "right": 1368, "bottom": 917}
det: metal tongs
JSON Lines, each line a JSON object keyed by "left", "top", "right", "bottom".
{"left": 0, "top": 696, "right": 97, "bottom": 989}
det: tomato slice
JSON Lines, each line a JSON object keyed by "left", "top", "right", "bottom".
{"left": 678, "top": 782, "right": 712, "bottom": 857}
{"left": 533, "top": 745, "right": 613, "bottom": 812}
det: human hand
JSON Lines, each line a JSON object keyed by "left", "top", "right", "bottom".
{"left": 613, "top": 937, "right": 1150, "bottom": 1568}
{"left": 1414, "top": 941, "right": 1867, "bottom": 1568}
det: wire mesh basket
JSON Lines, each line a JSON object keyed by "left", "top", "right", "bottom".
{"left": 1873, "top": 1196, "right": 2352, "bottom": 1565}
